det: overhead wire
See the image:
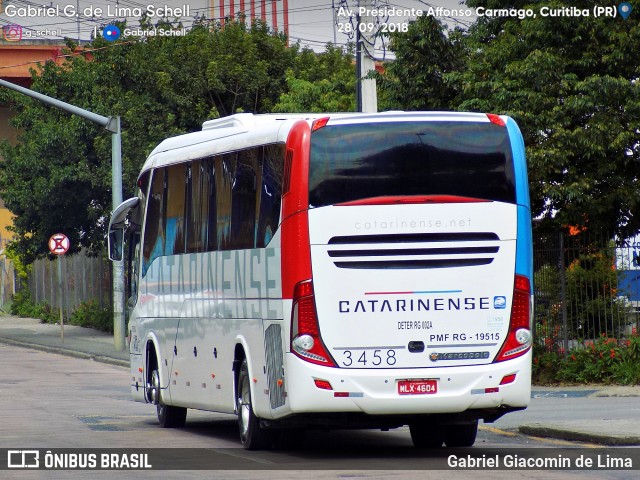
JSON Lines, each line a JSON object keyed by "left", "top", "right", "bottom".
{"left": 0, "top": 0, "right": 340, "bottom": 42}
{"left": 0, "top": 0, "right": 205, "bottom": 40}
{"left": 16, "top": 2, "right": 311, "bottom": 39}
{"left": 412, "top": 0, "right": 475, "bottom": 28}
{"left": 0, "top": 40, "right": 135, "bottom": 70}
{"left": 0, "top": 1, "right": 428, "bottom": 56}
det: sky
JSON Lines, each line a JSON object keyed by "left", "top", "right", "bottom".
{"left": 0, "top": 0, "right": 468, "bottom": 57}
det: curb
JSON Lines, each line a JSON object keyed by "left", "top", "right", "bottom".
{"left": 0, "top": 337, "right": 129, "bottom": 369}
{"left": 519, "top": 424, "right": 640, "bottom": 446}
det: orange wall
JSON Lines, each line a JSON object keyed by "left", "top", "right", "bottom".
{"left": 0, "top": 103, "right": 17, "bottom": 246}
{"left": 0, "top": 43, "right": 65, "bottom": 82}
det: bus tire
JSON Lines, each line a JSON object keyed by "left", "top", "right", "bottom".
{"left": 444, "top": 420, "right": 478, "bottom": 447}
{"left": 152, "top": 368, "right": 187, "bottom": 428}
{"left": 409, "top": 420, "right": 445, "bottom": 448}
{"left": 237, "top": 358, "right": 273, "bottom": 450}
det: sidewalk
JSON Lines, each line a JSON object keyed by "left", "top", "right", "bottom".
{"left": 496, "top": 384, "right": 640, "bottom": 446}
{"left": 0, "top": 314, "right": 639, "bottom": 446}
{"left": 0, "top": 314, "right": 128, "bottom": 367}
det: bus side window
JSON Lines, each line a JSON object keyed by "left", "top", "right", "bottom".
{"left": 206, "top": 158, "right": 218, "bottom": 252}
{"left": 186, "top": 160, "right": 210, "bottom": 254}
{"left": 217, "top": 154, "right": 236, "bottom": 250}
{"left": 127, "top": 231, "right": 141, "bottom": 309}
{"left": 232, "top": 149, "right": 259, "bottom": 249}
{"left": 257, "top": 144, "right": 284, "bottom": 247}
{"left": 165, "top": 164, "right": 187, "bottom": 255}
{"left": 127, "top": 173, "right": 146, "bottom": 306}
{"left": 142, "top": 168, "right": 166, "bottom": 277}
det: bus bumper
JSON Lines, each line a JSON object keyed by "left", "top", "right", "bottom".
{"left": 283, "top": 351, "right": 531, "bottom": 419}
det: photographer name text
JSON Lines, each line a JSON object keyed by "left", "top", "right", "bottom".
{"left": 448, "top": 453, "right": 633, "bottom": 469}
{"left": 3, "top": 4, "right": 190, "bottom": 18}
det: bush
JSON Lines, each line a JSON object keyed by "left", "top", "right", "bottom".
{"left": 9, "top": 291, "right": 113, "bottom": 332}
{"left": 10, "top": 289, "right": 57, "bottom": 324}
{"left": 532, "top": 345, "right": 562, "bottom": 385}
{"left": 557, "top": 335, "right": 623, "bottom": 384}
{"left": 533, "top": 329, "right": 640, "bottom": 385}
{"left": 69, "top": 300, "right": 113, "bottom": 333}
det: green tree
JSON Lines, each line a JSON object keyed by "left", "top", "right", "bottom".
{"left": 376, "top": 14, "right": 463, "bottom": 111}
{"left": 0, "top": 19, "right": 295, "bottom": 263}
{"left": 564, "top": 246, "right": 629, "bottom": 339}
{"left": 454, "top": 0, "right": 640, "bottom": 238}
{"left": 205, "top": 20, "right": 297, "bottom": 114}
{"left": 274, "top": 44, "right": 356, "bottom": 112}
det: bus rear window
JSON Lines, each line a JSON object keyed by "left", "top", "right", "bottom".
{"left": 309, "top": 121, "right": 516, "bottom": 207}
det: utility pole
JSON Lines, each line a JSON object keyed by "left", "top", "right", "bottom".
{"left": 355, "top": 1, "right": 362, "bottom": 111}
{"left": 76, "top": 0, "right": 81, "bottom": 42}
{"left": 355, "top": 0, "right": 377, "bottom": 112}
{"left": 332, "top": 0, "right": 337, "bottom": 45}
{"left": 0, "top": 78, "right": 126, "bottom": 352}
{"left": 334, "top": 0, "right": 378, "bottom": 112}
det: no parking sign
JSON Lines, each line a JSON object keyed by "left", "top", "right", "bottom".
{"left": 48, "top": 234, "right": 70, "bottom": 255}
{"left": 48, "top": 233, "right": 69, "bottom": 343}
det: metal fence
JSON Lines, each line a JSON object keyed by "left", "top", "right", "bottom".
{"left": 28, "top": 250, "right": 112, "bottom": 319}
{"left": 534, "top": 229, "right": 640, "bottom": 357}
{"left": 8, "top": 229, "right": 640, "bottom": 349}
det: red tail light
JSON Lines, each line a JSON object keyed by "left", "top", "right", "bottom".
{"left": 311, "top": 117, "right": 330, "bottom": 132}
{"left": 500, "top": 373, "right": 517, "bottom": 385}
{"left": 494, "top": 275, "right": 532, "bottom": 362}
{"left": 291, "top": 280, "right": 337, "bottom": 367}
{"left": 314, "top": 379, "right": 333, "bottom": 390}
{"left": 486, "top": 113, "right": 506, "bottom": 127}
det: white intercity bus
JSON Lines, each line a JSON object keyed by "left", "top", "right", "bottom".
{"left": 109, "top": 111, "right": 533, "bottom": 449}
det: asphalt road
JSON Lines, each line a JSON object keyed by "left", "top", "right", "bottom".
{"left": 0, "top": 343, "right": 636, "bottom": 480}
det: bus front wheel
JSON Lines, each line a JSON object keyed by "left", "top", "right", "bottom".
{"left": 151, "top": 368, "right": 187, "bottom": 428}
{"left": 237, "top": 359, "right": 273, "bottom": 449}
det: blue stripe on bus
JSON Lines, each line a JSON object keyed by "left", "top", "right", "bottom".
{"left": 505, "top": 117, "right": 533, "bottom": 283}
{"left": 516, "top": 205, "right": 533, "bottom": 281}
{"left": 505, "top": 117, "right": 530, "bottom": 208}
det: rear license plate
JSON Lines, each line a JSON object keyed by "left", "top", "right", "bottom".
{"left": 397, "top": 379, "right": 438, "bottom": 395}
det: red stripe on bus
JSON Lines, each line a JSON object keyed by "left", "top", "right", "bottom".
{"left": 335, "top": 195, "right": 491, "bottom": 206}
{"left": 281, "top": 120, "right": 312, "bottom": 299}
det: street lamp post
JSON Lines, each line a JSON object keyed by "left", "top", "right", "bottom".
{"left": 0, "top": 78, "right": 126, "bottom": 351}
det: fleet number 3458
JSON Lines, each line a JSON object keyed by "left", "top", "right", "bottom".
{"left": 341, "top": 349, "right": 397, "bottom": 367}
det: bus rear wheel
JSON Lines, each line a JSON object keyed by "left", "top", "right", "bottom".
{"left": 409, "top": 420, "right": 445, "bottom": 448}
{"left": 151, "top": 368, "right": 187, "bottom": 428}
{"left": 237, "top": 359, "right": 273, "bottom": 450}
{"left": 444, "top": 420, "right": 478, "bottom": 447}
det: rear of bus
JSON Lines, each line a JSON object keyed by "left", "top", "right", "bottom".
{"left": 281, "top": 112, "right": 533, "bottom": 438}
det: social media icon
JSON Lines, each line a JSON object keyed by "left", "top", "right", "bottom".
{"left": 102, "top": 25, "right": 121, "bottom": 41}
{"left": 3, "top": 24, "right": 23, "bottom": 42}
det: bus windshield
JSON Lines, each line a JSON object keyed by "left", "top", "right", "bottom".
{"left": 309, "top": 121, "right": 516, "bottom": 208}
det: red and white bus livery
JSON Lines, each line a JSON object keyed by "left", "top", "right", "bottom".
{"left": 109, "top": 111, "right": 533, "bottom": 449}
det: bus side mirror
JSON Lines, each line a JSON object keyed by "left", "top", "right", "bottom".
{"left": 108, "top": 197, "right": 140, "bottom": 262}
{"left": 108, "top": 227, "right": 124, "bottom": 262}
